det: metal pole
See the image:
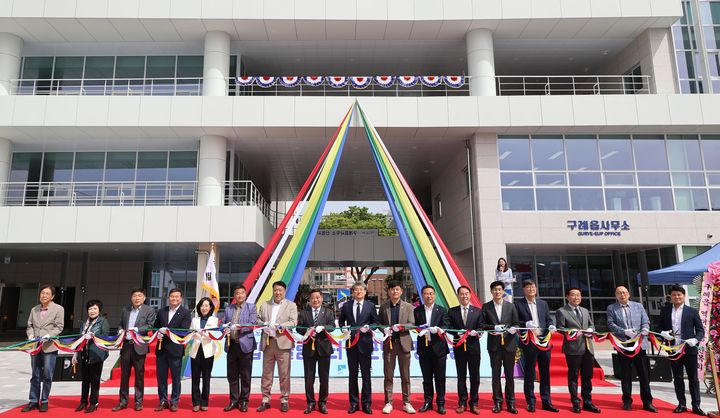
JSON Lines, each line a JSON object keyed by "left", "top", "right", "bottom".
{"left": 465, "top": 140, "right": 480, "bottom": 297}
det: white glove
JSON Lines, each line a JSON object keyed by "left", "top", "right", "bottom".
{"left": 686, "top": 338, "right": 698, "bottom": 347}
{"left": 624, "top": 329, "right": 636, "bottom": 338}
{"left": 660, "top": 330, "right": 673, "bottom": 340}
{"left": 84, "top": 332, "right": 94, "bottom": 340}
{"left": 468, "top": 330, "right": 479, "bottom": 337}
{"left": 192, "top": 332, "right": 201, "bottom": 341}
{"left": 585, "top": 328, "right": 594, "bottom": 334}
{"left": 507, "top": 327, "right": 517, "bottom": 335}
{"left": 548, "top": 325, "right": 557, "bottom": 332}
{"left": 494, "top": 325, "right": 505, "bottom": 332}
{"left": 157, "top": 333, "right": 164, "bottom": 341}
{"left": 71, "top": 353, "right": 78, "bottom": 366}
{"left": 360, "top": 325, "right": 370, "bottom": 333}
{"left": 525, "top": 321, "right": 537, "bottom": 328}
{"left": 159, "top": 327, "right": 169, "bottom": 335}
{"left": 117, "top": 328, "right": 123, "bottom": 335}
{"left": 392, "top": 324, "right": 402, "bottom": 332}
{"left": 230, "top": 324, "right": 240, "bottom": 331}
{"left": 315, "top": 325, "right": 325, "bottom": 333}
{"left": 641, "top": 328, "right": 649, "bottom": 336}
{"left": 41, "top": 334, "right": 51, "bottom": 341}
{"left": 130, "top": 327, "right": 138, "bottom": 333}
{"left": 429, "top": 326, "right": 438, "bottom": 334}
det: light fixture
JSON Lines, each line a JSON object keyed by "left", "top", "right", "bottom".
{"left": 548, "top": 151, "right": 563, "bottom": 160}
{"left": 601, "top": 151, "right": 618, "bottom": 160}
{"left": 499, "top": 151, "right": 512, "bottom": 160}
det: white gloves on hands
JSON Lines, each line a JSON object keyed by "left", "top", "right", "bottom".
{"left": 494, "top": 325, "right": 505, "bottom": 332}
{"left": 429, "top": 326, "right": 438, "bottom": 334}
{"left": 548, "top": 325, "right": 557, "bottom": 332}
{"left": 525, "top": 321, "right": 537, "bottom": 328}
{"left": 585, "top": 328, "right": 594, "bottom": 334}
{"left": 41, "top": 334, "right": 51, "bottom": 341}
{"left": 315, "top": 325, "right": 325, "bottom": 333}
{"left": 624, "top": 329, "right": 636, "bottom": 338}
{"left": 468, "top": 330, "right": 479, "bottom": 337}
{"left": 84, "top": 332, "right": 94, "bottom": 340}
{"left": 686, "top": 338, "right": 699, "bottom": 347}
{"left": 641, "top": 328, "right": 649, "bottom": 336}
{"left": 507, "top": 327, "right": 517, "bottom": 335}
{"left": 230, "top": 324, "right": 240, "bottom": 331}
{"left": 71, "top": 354, "right": 78, "bottom": 366}
{"left": 660, "top": 331, "right": 674, "bottom": 340}
{"left": 392, "top": 324, "right": 402, "bottom": 332}
{"left": 360, "top": 325, "right": 370, "bottom": 333}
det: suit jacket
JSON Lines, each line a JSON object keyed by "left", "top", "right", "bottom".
{"left": 155, "top": 305, "right": 192, "bottom": 357}
{"left": 660, "top": 304, "right": 705, "bottom": 355}
{"left": 481, "top": 300, "right": 520, "bottom": 353}
{"left": 222, "top": 302, "right": 257, "bottom": 354}
{"left": 413, "top": 304, "right": 450, "bottom": 358}
{"left": 339, "top": 299, "right": 380, "bottom": 354}
{"left": 447, "top": 304, "right": 483, "bottom": 356}
{"left": 257, "top": 298, "right": 298, "bottom": 351}
{"left": 379, "top": 300, "right": 415, "bottom": 353}
{"left": 189, "top": 316, "right": 220, "bottom": 359}
{"left": 515, "top": 297, "right": 554, "bottom": 338}
{"left": 606, "top": 300, "right": 650, "bottom": 350}
{"left": 79, "top": 316, "right": 110, "bottom": 364}
{"left": 298, "top": 306, "right": 336, "bottom": 358}
{"left": 555, "top": 304, "right": 594, "bottom": 355}
{"left": 26, "top": 302, "right": 65, "bottom": 353}
{"left": 119, "top": 304, "right": 157, "bottom": 355}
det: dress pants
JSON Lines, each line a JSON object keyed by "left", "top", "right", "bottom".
{"left": 156, "top": 351, "right": 182, "bottom": 405}
{"left": 419, "top": 352, "right": 447, "bottom": 406}
{"left": 261, "top": 338, "right": 291, "bottom": 403}
{"left": 226, "top": 342, "right": 253, "bottom": 404}
{"left": 119, "top": 343, "right": 146, "bottom": 406}
{"left": 454, "top": 348, "right": 480, "bottom": 407}
{"left": 566, "top": 352, "right": 594, "bottom": 406}
{"left": 191, "top": 346, "right": 214, "bottom": 407}
{"left": 29, "top": 351, "right": 57, "bottom": 405}
{"left": 382, "top": 342, "right": 411, "bottom": 404}
{"left": 521, "top": 344, "right": 552, "bottom": 406}
{"left": 80, "top": 358, "right": 103, "bottom": 405}
{"left": 671, "top": 352, "right": 701, "bottom": 409}
{"left": 347, "top": 347, "right": 373, "bottom": 407}
{"left": 489, "top": 350, "right": 515, "bottom": 404}
{"left": 303, "top": 353, "right": 331, "bottom": 405}
{"left": 617, "top": 349, "right": 653, "bottom": 406}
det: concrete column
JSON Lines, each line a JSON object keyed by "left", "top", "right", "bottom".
{"left": 197, "top": 135, "right": 227, "bottom": 206}
{"left": 466, "top": 29, "right": 496, "bottom": 96}
{"left": 203, "top": 31, "right": 230, "bottom": 97}
{"left": 0, "top": 137, "right": 11, "bottom": 205}
{"left": 0, "top": 33, "right": 23, "bottom": 95}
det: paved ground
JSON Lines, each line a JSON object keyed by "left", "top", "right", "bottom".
{"left": 1, "top": 347, "right": 718, "bottom": 414}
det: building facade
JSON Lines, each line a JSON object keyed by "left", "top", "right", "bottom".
{"left": 0, "top": 0, "right": 717, "bottom": 331}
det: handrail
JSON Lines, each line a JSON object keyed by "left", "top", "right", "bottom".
{"left": 496, "top": 75, "right": 651, "bottom": 96}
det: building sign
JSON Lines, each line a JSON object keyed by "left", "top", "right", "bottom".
{"left": 566, "top": 220, "right": 630, "bottom": 237}
{"left": 317, "top": 229, "right": 379, "bottom": 236}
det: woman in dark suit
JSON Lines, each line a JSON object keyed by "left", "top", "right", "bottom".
{"left": 72, "top": 299, "right": 110, "bottom": 413}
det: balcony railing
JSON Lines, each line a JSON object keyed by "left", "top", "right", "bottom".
{"left": 496, "top": 75, "right": 651, "bottom": 95}
{"left": 11, "top": 77, "right": 203, "bottom": 96}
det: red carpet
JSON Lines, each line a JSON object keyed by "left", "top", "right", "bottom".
{"left": 0, "top": 394, "right": 676, "bottom": 416}
{"left": 545, "top": 333, "right": 611, "bottom": 387}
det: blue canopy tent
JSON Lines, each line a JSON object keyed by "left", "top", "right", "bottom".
{"left": 647, "top": 244, "right": 720, "bottom": 285}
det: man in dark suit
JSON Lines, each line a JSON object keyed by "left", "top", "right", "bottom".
{"left": 414, "top": 285, "right": 450, "bottom": 415}
{"left": 222, "top": 285, "right": 257, "bottom": 412}
{"left": 154, "top": 287, "right": 192, "bottom": 412}
{"left": 660, "top": 285, "right": 706, "bottom": 416}
{"left": 447, "top": 285, "right": 483, "bottom": 415}
{"left": 379, "top": 280, "right": 416, "bottom": 415}
{"left": 113, "top": 288, "right": 157, "bottom": 412}
{"left": 299, "top": 289, "right": 336, "bottom": 415}
{"left": 481, "top": 280, "right": 520, "bottom": 415}
{"left": 514, "top": 279, "right": 558, "bottom": 413}
{"left": 339, "top": 282, "right": 379, "bottom": 414}
{"left": 555, "top": 287, "right": 600, "bottom": 414}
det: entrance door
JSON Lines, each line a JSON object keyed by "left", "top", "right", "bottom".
{"left": 16, "top": 287, "right": 38, "bottom": 328}
{"left": 0, "top": 287, "right": 20, "bottom": 330}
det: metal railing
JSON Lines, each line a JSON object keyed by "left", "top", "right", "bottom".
{"left": 224, "top": 180, "right": 272, "bottom": 221}
{"left": 496, "top": 75, "right": 651, "bottom": 95}
{"left": 11, "top": 77, "right": 203, "bottom": 96}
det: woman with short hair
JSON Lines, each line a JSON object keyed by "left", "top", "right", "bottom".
{"left": 72, "top": 299, "right": 109, "bottom": 413}
{"left": 189, "top": 297, "right": 220, "bottom": 412}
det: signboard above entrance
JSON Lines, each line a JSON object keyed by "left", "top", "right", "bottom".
{"left": 566, "top": 220, "right": 630, "bottom": 237}
{"left": 317, "top": 229, "right": 379, "bottom": 236}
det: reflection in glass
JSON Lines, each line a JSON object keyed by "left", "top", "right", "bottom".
{"left": 105, "top": 152, "right": 136, "bottom": 182}
{"left": 536, "top": 256, "right": 564, "bottom": 297}
{"left": 565, "top": 139, "right": 600, "bottom": 170}
{"left": 569, "top": 172, "right": 602, "bottom": 186}
{"left": 668, "top": 138, "right": 703, "bottom": 170}
{"left": 638, "top": 172, "right": 671, "bottom": 186}
{"left": 674, "top": 189, "right": 710, "bottom": 211}
{"left": 639, "top": 188, "right": 674, "bottom": 210}
{"left": 710, "top": 189, "right": 720, "bottom": 210}
{"left": 599, "top": 139, "right": 634, "bottom": 170}
{"left": 536, "top": 189, "right": 569, "bottom": 210}
{"left": 73, "top": 153, "right": 105, "bottom": 181}
{"left": 702, "top": 138, "right": 720, "bottom": 170}
{"left": 605, "top": 188, "right": 639, "bottom": 210}
{"left": 673, "top": 172, "right": 706, "bottom": 186}
{"left": 500, "top": 172, "right": 532, "bottom": 187}
{"left": 41, "top": 152, "right": 73, "bottom": 182}
{"left": 501, "top": 188, "right": 535, "bottom": 210}
{"left": 604, "top": 173, "right": 635, "bottom": 186}
{"left": 570, "top": 189, "right": 604, "bottom": 210}
{"left": 498, "top": 138, "right": 531, "bottom": 170}
{"left": 587, "top": 256, "right": 615, "bottom": 298}
{"left": 532, "top": 138, "right": 565, "bottom": 171}
{"left": 633, "top": 139, "right": 669, "bottom": 170}
{"left": 169, "top": 152, "right": 198, "bottom": 181}
{"left": 563, "top": 256, "right": 588, "bottom": 293}
{"left": 535, "top": 173, "right": 566, "bottom": 186}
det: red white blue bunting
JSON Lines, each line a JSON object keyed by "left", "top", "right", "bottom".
{"left": 235, "top": 76, "right": 254, "bottom": 86}
{"left": 280, "top": 76, "right": 301, "bottom": 88}
{"left": 234, "top": 76, "right": 466, "bottom": 88}
{"left": 256, "top": 76, "right": 276, "bottom": 88}
{"left": 397, "top": 76, "right": 418, "bottom": 87}
{"left": 350, "top": 76, "right": 372, "bottom": 89}
{"left": 326, "top": 76, "right": 348, "bottom": 88}
{"left": 374, "top": 76, "right": 396, "bottom": 88}
{"left": 443, "top": 75, "right": 465, "bottom": 88}
{"left": 304, "top": 76, "right": 324, "bottom": 86}
{"left": 421, "top": 76, "right": 442, "bottom": 87}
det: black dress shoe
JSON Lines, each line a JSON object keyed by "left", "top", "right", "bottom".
{"left": 492, "top": 403, "right": 501, "bottom": 414}
{"left": 643, "top": 404, "right": 658, "bottom": 413}
{"left": 623, "top": 402, "right": 632, "bottom": 411}
{"left": 571, "top": 404, "right": 581, "bottom": 414}
{"left": 419, "top": 403, "right": 433, "bottom": 413}
{"left": 305, "top": 404, "right": 315, "bottom": 414}
{"left": 693, "top": 408, "right": 707, "bottom": 416}
{"left": 319, "top": 403, "right": 328, "bottom": 414}
{"left": 112, "top": 404, "right": 127, "bottom": 412}
{"left": 257, "top": 403, "right": 271, "bottom": 412}
{"left": 21, "top": 403, "right": 39, "bottom": 412}
{"left": 281, "top": 403, "right": 289, "bottom": 413}
{"left": 542, "top": 404, "right": 559, "bottom": 413}
{"left": 362, "top": 405, "right": 372, "bottom": 415}
{"left": 437, "top": 406, "right": 446, "bottom": 415}
{"left": 583, "top": 404, "right": 601, "bottom": 413}
{"left": 85, "top": 404, "right": 98, "bottom": 414}
{"left": 348, "top": 405, "right": 359, "bottom": 414}
{"left": 169, "top": 404, "right": 178, "bottom": 412}
{"left": 240, "top": 403, "right": 248, "bottom": 412}
{"left": 526, "top": 404, "right": 535, "bottom": 413}
{"left": 39, "top": 403, "right": 48, "bottom": 413}
{"left": 224, "top": 403, "right": 238, "bottom": 412}
{"left": 507, "top": 404, "right": 518, "bottom": 415}
{"left": 76, "top": 403, "right": 88, "bottom": 412}
{"left": 674, "top": 406, "right": 687, "bottom": 413}
{"left": 155, "top": 402, "right": 169, "bottom": 412}
{"left": 135, "top": 403, "right": 143, "bottom": 411}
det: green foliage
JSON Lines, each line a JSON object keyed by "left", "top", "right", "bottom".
{"left": 319, "top": 205, "right": 396, "bottom": 236}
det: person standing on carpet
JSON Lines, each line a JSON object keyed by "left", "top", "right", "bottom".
{"left": 379, "top": 280, "right": 416, "bottom": 415}
{"left": 72, "top": 299, "right": 110, "bottom": 414}
{"left": 114, "top": 288, "right": 156, "bottom": 412}
{"left": 189, "top": 297, "right": 220, "bottom": 412}
{"left": 154, "top": 287, "right": 192, "bottom": 412}
{"left": 339, "top": 281, "right": 379, "bottom": 415}
{"left": 555, "top": 287, "right": 600, "bottom": 414}
{"left": 414, "top": 285, "right": 450, "bottom": 415}
{"left": 298, "top": 288, "right": 336, "bottom": 415}
{"left": 659, "top": 285, "right": 706, "bottom": 416}
{"left": 256, "top": 281, "right": 298, "bottom": 413}
{"left": 514, "top": 279, "right": 558, "bottom": 413}
{"left": 606, "top": 284, "right": 657, "bottom": 413}
{"left": 21, "top": 284, "right": 64, "bottom": 413}
{"left": 222, "top": 285, "right": 257, "bottom": 413}
{"left": 447, "top": 285, "right": 483, "bottom": 415}
{"left": 481, "top": 280, "right": 519, "bottom": 415}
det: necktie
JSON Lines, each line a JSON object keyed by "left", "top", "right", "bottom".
{"left": 462, "top": 307, "right": 468, "bottom": 326}
{"left": 313, "top": 309, "right": 319, "bottom": 324}
{"left": 623, "top": 305, "right": 632, "bottom": 328}
{"left": 231, "top": 305, "right": 241, "bottom": 341}
{"left": 575, "top": 307, "right": 581, "bottom": 323}
{"left": 355, "top": 302, "right": 361, "bottom": 324}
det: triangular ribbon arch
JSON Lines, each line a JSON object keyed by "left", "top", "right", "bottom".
{"left": 244, "top": 102, "right": 480, "bottom": 308}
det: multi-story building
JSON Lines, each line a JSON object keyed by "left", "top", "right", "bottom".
{"left": 0, "top": 0, "right": 717, "bottom": 331}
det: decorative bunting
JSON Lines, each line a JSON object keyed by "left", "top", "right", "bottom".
{"left": 256, "top": 76, "right": 277, "bottom": 88}
{"left": 326, "top": 76, "right": 348, "bottom": 88}
{"left": 350, "top": 76, "right": 371, "bottom": 89}
{"left": 280, "top": 76, "right": 301, "bottom": 88}
{"left": 304, "top": 76, "right": 324, "bottom": 86}
{"left": 235, "top": 76, "right": 255, "bottom": 86}
{"left": 374, "top": 76, "right": 396, "bottom": 88}
{"left": 421, "top": 76, "right": 442, "bottom": 87}
{"left": 443, "top": 75, "right": 465, "bottom": 88}
{"left": 397, "top": 76, "right": 418, "bottom": 87}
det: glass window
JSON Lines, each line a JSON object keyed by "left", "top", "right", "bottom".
{"left": 639, "top": 188, "right": 674, "bottom": 210}
{"left": 587, "top": 256, "right": 614, "bottom": 297}
{"left": 115, "top": 56, "right": 145, "bottom": 78}
{"left": 569, "top": 172, "right": 601, "bottom": 186}
{"left": 638, "top": 172, "right": 671, "bottom": 186}
{"left": 83, "top": 56, "right": 114, "bottom": 78}
{"left": 501, "top": 188, "right": 535, "bottom": 210}
{"left": 634, "top": 139, "right": 669, "bottom": 170}
{"left": 105, "top": 152, "right": 136, "bottom": 182}
{"left": 668, "top": 138, "right": 703, "bottom": 170}
{"left": 605, "top": 188, "right": 639, "bottom": 210}
{"left": 535, "top": 256, "right": 564, "bottom": 297}
{"left": 136, "top": 152, "right": 167, "bottom": 181}
{"left": 9, "top": 153, "right": 42, "bottom": 182}
{"left": 535, "top": 173, "right": 566, "bottom": 186}
{"left": 169, "top": 152, "right": 197, "bottom": 181}
{"left": 41, "top": 152, "right": 74, "bottom": 182}
{"left": 563, "top": 256, "right": 589, "bottom": 293}
{"left": 536, "top": 189, "right": 569, "bottom": 210}
{"left": 604, "top": 173, "right": 635, "bottom": 186}
{"left": 73, "top": 152, "right": 105, "bottom": 181}
{"left": 710, "top": 189, "right": 720, "bottom": 210}
{"left": 21, "top": 57, "right": 53, "bottom": 79}
{"left": 52, "top": 57, "right": 83, "bottom": 79}
{"left": 500, "top": 172, "right": 532, "bottom": 187}
{"left": 498, "top": 138, "right": 531, "bottom": 170}
{"left": 702, "top": 137, "right": 720, "bottom": 170}
{"left": 673, "top": 172, "right": 706, "bottom": 186}
{"left": 570, "top": 189, "right": 605, "bottom": 210}
{"left": 708, "top": 173, "right": 720, "bottom": 186}
{"left": 599, "top": 138, "right": 634, "bottom": 170}
{"left": 509, "top": 256, "right": 534, "bottom": 297}
{"left": 145, "top": 56, "right": 175, "bottom": 78}
{"left": 565, "top": 138, "right": 600, "bottom": 171}
{"left": 532, "top": 138, "right": 565, "bottom": 171}
{"left": 176, "top": 56, "right": 203, "bottom": 78}
{"left": 675, "top": 189, "right": 710, "bottom": 211}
